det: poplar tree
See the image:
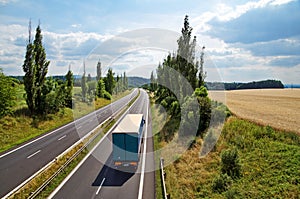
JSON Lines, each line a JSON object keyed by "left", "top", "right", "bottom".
{"left": 96, "top": 60, "right": 102, "bottom": 81}
{"left": 81, "top": 62, "right": 87, "bottom": 102}
{"left": 22, "top": 20, "right": 50, "bottom": 114}
{"left": 65, "top": 65, "right": 74, "bottom": 108}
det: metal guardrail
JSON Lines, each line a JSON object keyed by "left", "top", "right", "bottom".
{"left": 160, "top": 157, "right": 170, "bottom": 199}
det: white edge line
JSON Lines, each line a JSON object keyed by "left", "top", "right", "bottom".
{"left": 2, "top": 90, "right": 139, "bottom": 199}
{"left": 138, "top": 90, "right": 149, "bottom": 199}
{"left": 48, "top": 89, "right": 140, "bottom": 199}
{"left": 0, "top": 89, "right": 137, "bottom": 159}
{"left": 26, "top": 150, "right": 41, "bottom": 159}
{"left": 96, "top": 178, "right": 106, "bottom": 195}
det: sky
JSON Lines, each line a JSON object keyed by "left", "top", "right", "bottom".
{"left": 0, "top": 0, "right": 299, "bottom": 84}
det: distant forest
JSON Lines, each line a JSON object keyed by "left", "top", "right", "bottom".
{"left": 10, "top": 75, "right": 150, "bottom": 88}
{"left": 206, "top": 80, "right": 284, "bottom": 90}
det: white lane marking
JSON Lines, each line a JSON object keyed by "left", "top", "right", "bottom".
{"left": 26, "top": 150, "right": 41, "bottom": 159}
{"left": 0, "top": 122, "right": 73, "bottom": 159}
{"left": 138, "top": 91, "right": 148, "bottom": 199}
{"left": 78, "top": 126, "right": 82, "bottom": 129}
{"left": 96, "top": 178, "right": 106, "bottom": 195}
{"left": 58, "top": 135, "right": 66, "bottom": 141}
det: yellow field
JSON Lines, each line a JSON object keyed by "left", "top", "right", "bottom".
{"left": 209, "top": 89, "right": 300, "bottom": 134}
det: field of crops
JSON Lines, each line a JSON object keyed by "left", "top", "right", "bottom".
{"left": 208, "top": 89, "right": 300, "bottom": 134}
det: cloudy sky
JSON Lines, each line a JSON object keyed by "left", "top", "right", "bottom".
{"left": 0, "top": 0, "right": 299, "bottom": 84}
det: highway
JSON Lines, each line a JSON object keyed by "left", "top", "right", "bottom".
{"left": 0, "top": 89, "right": 138, "bottom": 198}
{"left": 50, "top": 89, "right": 155, "bottom": 199}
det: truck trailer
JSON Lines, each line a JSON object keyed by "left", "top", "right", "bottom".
{"left": 112, "top": 114, "right": 145, "bottom": 169}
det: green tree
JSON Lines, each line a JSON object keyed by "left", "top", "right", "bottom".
{"left": 0, "top": 69, "right": 16, "bottom": 117}
{"left": 22, "top": 21, "right": 50, "bottom": 115}
{"left": 22, "top": 20, "right": 36, "bottom": 114}
{"left": 65, "top": 66, "right": 73, "bottom": 108}
{"left": 104, "top": 68, "right": 115, "bottom": 95}
{"left": 33, "top": 24, "right": 50, "bottom": 114}
{"left": 96, "top": 60, "right": 102, "bottom": 81}
{"left": 81, "top": 62, "right": 87, "bottom": 102}
{"left": 96, "top": 79, "right": 105, "bottom": 98}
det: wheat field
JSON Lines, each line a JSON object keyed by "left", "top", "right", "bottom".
{"left": 208, "top": 89, "right": 300, "bottom": 134}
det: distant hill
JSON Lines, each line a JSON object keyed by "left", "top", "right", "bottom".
{"left": 206, "top": 80, "right": 284, "bottom": 90}
{"left": 128, "top": 76, "right": 150, "bottom": 88}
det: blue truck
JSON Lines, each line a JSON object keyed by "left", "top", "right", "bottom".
{"left": 112, "top": 114, "right": 145, "bottom": 169}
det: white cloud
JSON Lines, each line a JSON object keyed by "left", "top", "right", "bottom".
{"left": 71, "top": 24, "right": 82, "bottom": 28}
{"left": 270, "top": 0, "right": 296, "bottom": 6}
{"left": 0, "top": 0, "right": 17, "bottom": 5}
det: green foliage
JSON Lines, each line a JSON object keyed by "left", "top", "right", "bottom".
{"left": 114, "top": 72, "right": 128, "bottom": 94}
{"left": 81, "top": 71, "right": 87, "bottom": 102}
{"left": 96, "top": 79, "right": 105, "bottom": 98}
{"left": 65, "top": 70, "right": 73, "bottom": 108}
{"left": 0, "top": 70, "right": 17, "bottom": 117}
{"left": 22, "top": 22, "right": 50, "bottom": 115}
{"left": 87, "top": 81, "right": 96, "bottom": 96}
{"left": 104, "top": 68, "right": 115, "bottom": 95}
{"left": 193, "top": 86, "right": 208, "bottom": 97}
{"left": 96, "top": 60, "right": 102, "bottom": 81}
{"left": 212, "top": 173, "right": 232, "bottom": 193}
{"left": 221, "top": 148, "right": 241, "bottom": 179}
{"left": 103, "top": 90, "right": 112, "bottom": 100}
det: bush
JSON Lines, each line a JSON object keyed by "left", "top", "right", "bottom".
{"left": 212, "top": 173, "right": 232, "bottom": 193}
{"left": 221, "top": 148, "right": 241, "bottom": 179}
{"left": 103, "top": 90, "right": 112, "bottom": 100}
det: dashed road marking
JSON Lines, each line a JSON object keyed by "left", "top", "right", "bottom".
{"left": 27, "top": 150, "right": 41, "bottom": 159}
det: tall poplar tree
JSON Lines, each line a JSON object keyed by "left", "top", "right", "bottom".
{"left": 96, "top": 60, "right": 102, "bottom": 81}
{"left": 65, "top": 65, "right": 74, "bottom": 108}
{"left": 81, "top": 61, "right": 87, "bottom": 102}
{"left": 22, "top": 20, "right": 50, "bottom": 114}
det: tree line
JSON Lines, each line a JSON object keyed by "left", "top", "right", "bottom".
{"left": 149, "top": 15, "right": 211, "bottom": 140}
{"left": 206, "top": 80, "right": 284, "bottom": 90}
{"left": 0, "top": 20, "right": 129, "bottom": 119}
{"left": 80, "top": 60, "right": 128, "bottom": 102}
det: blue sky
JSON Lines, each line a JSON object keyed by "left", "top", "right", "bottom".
{"left": 0, "top": 0, "right": 299, "bottom": 84}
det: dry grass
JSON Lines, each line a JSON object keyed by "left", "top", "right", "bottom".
{"left": 209, "top": 89, "right": 300, "bottom": 134}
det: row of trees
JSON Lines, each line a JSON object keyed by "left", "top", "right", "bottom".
{"left": 22, "top": 22, "right": 74, "bottom": 116}
{"left": 81, "top": 60, "right": 129, "bottom": 102}
{"left": 150, "top": 15, "right": 211, "bottom": 139}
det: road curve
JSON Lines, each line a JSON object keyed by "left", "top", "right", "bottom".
{"left": 0, "top": 89, "right": 138, "bottom": 198}
{"left": 50, "top": 89, "right": 155, "bottom": 199}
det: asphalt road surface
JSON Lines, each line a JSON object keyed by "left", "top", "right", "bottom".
{"left": 50, "top": 89, "right": 155, "bottom": 199}
{"left": 0, "top": 89, "right": 138, "bottom": 198}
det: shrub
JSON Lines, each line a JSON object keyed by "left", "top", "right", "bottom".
{"left": 103, "top": 90, "right": 112, "bottom": 100}
{"left": 221, "top": 148, "right": 241, "bottom": 179}
{"left": 212, "top": 173, "right": 232, "bottom": 193}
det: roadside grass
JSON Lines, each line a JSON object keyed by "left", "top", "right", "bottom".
{"left": 0, "top": 86, "right": 132, "bottom": 153}
{"left": 162, "top": 117, "right": 300, "bottom": 198}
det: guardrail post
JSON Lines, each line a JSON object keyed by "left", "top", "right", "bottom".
{"left": 160, "top": 157, "right": 169, "bottom": 199}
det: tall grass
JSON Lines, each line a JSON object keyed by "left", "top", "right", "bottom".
{"left": 160, "top": 117, "right": 300, "bottom": 198}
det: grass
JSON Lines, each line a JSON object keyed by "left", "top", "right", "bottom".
{"left": 160, "top": 116, "right": 300, "bottom": 199}
{"left": 0, "top": 85, "right": 133, "bottom": 153}
{"left": 208, "top": 89, "right": 300, "bottom": 134}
